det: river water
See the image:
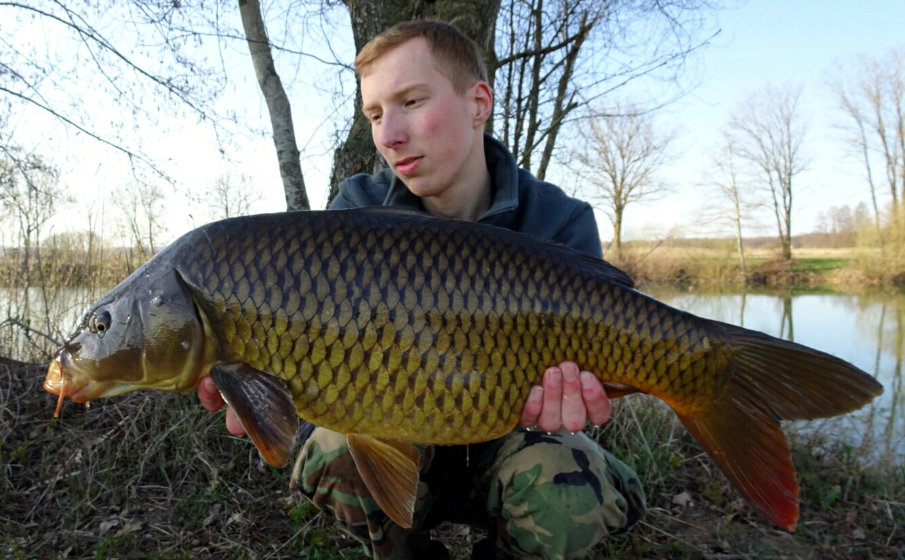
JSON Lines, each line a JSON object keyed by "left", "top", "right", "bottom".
{"left": 2, "top": 285, "right": 902, "bottom": 466}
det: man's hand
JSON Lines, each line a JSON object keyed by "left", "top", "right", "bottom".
{"left": 198, "top": 376, "right": 247, "bottom": 436}
{"left": 519, "top": 361, "right": 611, "bottom": 433}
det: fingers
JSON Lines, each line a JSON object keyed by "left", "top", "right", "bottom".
{"left": 581, "top": 372, "right": 612, "bottom": 426}
{"left": 225, "top": 406, "right": 247, "bottom": 436}
{"left": 197, "top": 376, "right": 224, "bottom": 412}
{"left": 198, "top": 375, "right": 247, "bottom": 437}
{"left": 519, "top": 385, "right": 544, "bottom": 429}
{"left": 519, "top": 362, "right": 613, "bottom": 434}
{"left": 559, "top": 362, "right": 588, "bottom": 433}
{"left": 537, "top": 366, "right": 563, "bottom": 433}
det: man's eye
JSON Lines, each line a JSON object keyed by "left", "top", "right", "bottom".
{"left": 369, "top": 113, "right": 382, "bottom": 123}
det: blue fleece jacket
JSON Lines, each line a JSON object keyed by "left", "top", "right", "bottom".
{"left": 329, "top": 134, "right": 603, "bottom": 258}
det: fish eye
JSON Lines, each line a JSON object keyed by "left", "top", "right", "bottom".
{"left": 90, "top": 310, "right": 112, "bottom": 334}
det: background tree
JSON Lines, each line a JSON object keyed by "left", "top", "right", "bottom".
{"left": 731, "top": 85, "right": 808, "bottom": 261}
{"left": 493, "top": 0, "right": 711, "bottom": 182}
{"left": 703, "top": 131, "right": 762, "bottom": 282}
{"left": 0, "top": 148, "right": 67, "bottom": 285}
{"left": 0, "top": 1, "right": 232, "bottom": 179}
{"left": 202, "top": 173, "right": 262, "bottom": 220}
{"left": 0, "top": 147, "right": 71, "bottom": 339}
{"left": 494, "top": 0, "right": 601, "bottom": 179}
{"left": 114, "top": 178, "right": 166, "bottom": 261}
{"left": 573, "top": 103, "right": 674, "bottom": 259}
{"left": 832, "top": 47, "right": 905, "bottom": 230}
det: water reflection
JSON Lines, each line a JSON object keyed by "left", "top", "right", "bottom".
{"left": 649, "top": 286, "right": 905, "bottom": 467}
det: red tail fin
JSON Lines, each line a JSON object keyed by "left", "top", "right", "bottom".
{"left": 675, "top": 323, "right": 883, "bottom": 529}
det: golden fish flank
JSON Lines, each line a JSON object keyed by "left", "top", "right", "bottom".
{"left": 45, "top": 208, "right": 882, "bottom": 530}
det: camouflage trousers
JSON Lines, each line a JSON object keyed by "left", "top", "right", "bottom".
{"left": 289, "top": 427, "right": 645, "bottom": 560}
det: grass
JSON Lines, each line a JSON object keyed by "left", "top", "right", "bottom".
{"left": 2, "top": 358, "right": 902, "bottom": 559}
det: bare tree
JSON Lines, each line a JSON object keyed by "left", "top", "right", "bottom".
{"left": 203, "top": 173, "right": 262, "bottom": 220}
{"left": 114, "top": 178, "right": 166, "bottom": 259}
{"left": 0, "top": 147, "right": 71, "bottom": 335}
{"left": 329, "top": 0, "right": 715, "bottom": 200}
{"left": 494, "top": 0, "right": 715, "bottom": 181}
{"left": 832, "top": 48, "right": 905, "bottom": 228}
{"left": 573, "top": 103, "right": 674, "bottom": 258}
{"left": 0, "top": 148, "right": 66, "bottom": 282}
{"left": 731, "top": 85, "right": 808, "bottom": 261}
{"left": 495, "top": 0, "right": 602, "bottom": 179}
{"left": 0, "top": 2, "right": 231, "bottom": 178}
{"left": 705, "top": 131, "right": 762, "bottom": 282}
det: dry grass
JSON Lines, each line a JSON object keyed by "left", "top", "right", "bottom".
{"left": 611, "top": 243, "right": 905, "bottom": 291}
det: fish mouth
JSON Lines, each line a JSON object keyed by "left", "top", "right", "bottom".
{"left": 44, "top": 354, "right": 122, "bottom": 417}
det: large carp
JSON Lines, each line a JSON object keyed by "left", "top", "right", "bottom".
{"left": 44, "top": 208, "right": 882, "bottom": 529}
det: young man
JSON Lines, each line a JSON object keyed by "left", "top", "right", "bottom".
{"left": 199, "top": 20, "right": 644, "bottom": 559}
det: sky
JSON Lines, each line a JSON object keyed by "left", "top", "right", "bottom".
{"left": 4, "top": 1, "right": 905, "bottom": 246}
{"left": 627, "top": 0, "right": 905, "bottom": 240}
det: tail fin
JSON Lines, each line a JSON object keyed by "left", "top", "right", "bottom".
{"left": 678, "top": 324, "right": 883, "bottom": 530}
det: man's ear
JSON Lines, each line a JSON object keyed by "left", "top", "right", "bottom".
{"left": 470, "top": 81, "right": 493, "bottom": 128}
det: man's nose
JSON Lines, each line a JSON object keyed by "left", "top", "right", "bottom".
{"left": 375, "top": 111, "right": 407, "bottom": 149}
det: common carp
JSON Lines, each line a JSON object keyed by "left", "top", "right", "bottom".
{"left": 44, "top": 208, "right": 882, "bottom": 529}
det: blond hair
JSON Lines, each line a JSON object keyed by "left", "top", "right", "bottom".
{"left": 355, "top": 20, "right": 487, "bottom": 94}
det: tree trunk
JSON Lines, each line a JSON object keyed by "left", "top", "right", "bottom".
{"left": 612, "top": 205, "right": 623, "bottom": 260}
{"left": 238, "top": 0, "right": 310, "bottom": 211}
{"left": 329, "top": 0, "right": 501, "bottom": 204}
{"left": 733, "top": 191, "right": 748, "bottom": 284}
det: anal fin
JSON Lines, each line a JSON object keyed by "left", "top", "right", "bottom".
{"left": 210, "top": 363, "right": 299, "bottom": 467}
{"left": 346, "top": 433, "right": 421, "bottom": 529}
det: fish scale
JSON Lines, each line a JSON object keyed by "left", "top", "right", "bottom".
{"left": 181, "top": 211, "right": 709, "bottom": 440}
{"left": 45, "top": 208, "right": 883, "bottom": 530}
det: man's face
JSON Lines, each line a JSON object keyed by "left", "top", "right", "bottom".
{"left": 360, "top": 38, "right": 485, "bottom": 201}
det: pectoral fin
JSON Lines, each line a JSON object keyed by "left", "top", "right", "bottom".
{"left": 346, "top": 433, "right": 421, "bottom": 528}
{"left": 210, "top": 363, "right": 299, "bottom": 468}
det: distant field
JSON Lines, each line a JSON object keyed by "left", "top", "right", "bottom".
{"left": 609, "top": 242, "right": 905, "bottom": 288}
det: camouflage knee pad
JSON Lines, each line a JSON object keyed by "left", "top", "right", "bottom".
{"left": 486, "top": 430, "right": 645, "bottom": 559}
{"left": 290, "top": 427, "right": 644, "bottom": 560}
